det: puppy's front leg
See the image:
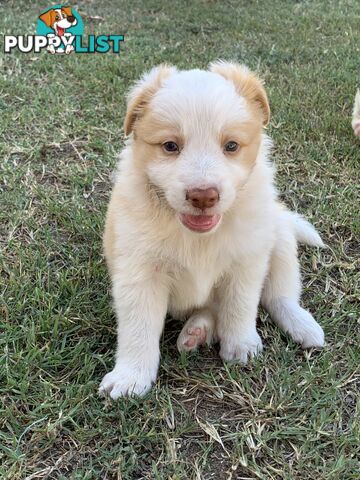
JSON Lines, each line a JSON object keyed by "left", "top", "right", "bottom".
{"left": 217, "top": 260, "right": 269, "bottom": 363}
{"left": 99, "top": 268, "right": 168, "bottom": 399}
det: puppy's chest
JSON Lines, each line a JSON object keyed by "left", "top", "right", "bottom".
{"left": 167, "top": 257, "right": 226, "bottom": 314}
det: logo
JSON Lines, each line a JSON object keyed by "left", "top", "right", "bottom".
{"left": 4, "top": 5, "right": 124, "bottom": 55}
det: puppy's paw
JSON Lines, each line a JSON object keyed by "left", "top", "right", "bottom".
{"left": 352, "top": 119, "right": 360, "bottom": 137}
{"left": 269, "top": 297, "right": 324, "bottom": 348}
{"left": 269, "top": 298, "right": 325, "bottom": 349}
{"left": 99, "top": 365, "right": 154, "bottom": 399}
{"left": 65, "top": 44, "right": 74, "bottom": 55}
{"left": 287, "top": 308, "right": 325, "bottom": 349}
{"left": 177, "top": 312, "right": 215, "bottom": 352}
{"left": 219, "top": 329, "right": 263, "bottom": 364}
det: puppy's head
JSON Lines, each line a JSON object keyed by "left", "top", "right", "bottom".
{"left": 39, "top": 7, "right": 77, "bottom": 31}
{"left": 124, "top": 61, "right": 270, "bottom": 234}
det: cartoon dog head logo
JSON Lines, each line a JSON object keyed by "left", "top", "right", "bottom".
{"left": 37, "top": 4, "right": 84, "bottom": 54}
{"left": 39, "top": 6, "right": 77, "bottom": 36}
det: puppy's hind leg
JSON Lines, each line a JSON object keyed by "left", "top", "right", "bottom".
{"left": 261, "top": 222, "right": 325, "bottom": 349}
{"left": 177, "top": 308, "right": 217, "bottom": 352}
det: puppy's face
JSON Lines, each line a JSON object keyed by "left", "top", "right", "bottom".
{"left": 125, "top": 62, "right": 270, "bottom": 233}
{"left": 39, "top": 7, "right": 77, "bottom": 32}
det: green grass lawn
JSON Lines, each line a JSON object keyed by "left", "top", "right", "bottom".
{"left": 1, "top": 0, "right": 359, "bottom": 478}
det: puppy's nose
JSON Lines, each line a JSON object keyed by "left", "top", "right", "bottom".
{"left": 186, "top": 187, "right": 219, "bottom": 209}
{"left": 68, "top": 15, "right": 76, "bottom": 23}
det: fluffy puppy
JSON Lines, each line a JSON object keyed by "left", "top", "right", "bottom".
{"left": 99, "top": 62, "right": 325, "bottom": 399}
{"left": 352, "top": 89, "right": 360, "bottom": 136}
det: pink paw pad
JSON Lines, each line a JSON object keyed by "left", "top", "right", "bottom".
{"left": 354, "top": 120, "right": 360, "bottom": 137}
{"left": 183, "top": 327, "right": 207, "bottom": 348}
{"left": 177, "top": 312, "right": 215, "bottom": 353}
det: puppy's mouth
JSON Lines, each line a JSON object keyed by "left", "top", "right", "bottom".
{"left": 179, "top": 213, "right": 221, "bottom": 233}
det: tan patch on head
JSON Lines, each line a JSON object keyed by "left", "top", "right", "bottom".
{"left": 124, "top": 65, "right": 177, "bottom": 136}
{"left": 220, "top": 119, "right": 261, "bottom": 148}
{"left": 210, "top": 61, "right": 270, "bottom": 127}
{"left": 220, "top": 126, "right": 261, "bottom": 169}
{"left": 136, "top": 112, "right": 183, "bottom": 147}
{"left": 219, "top": 107, "right": 263, "bottom": 169}
{"left": 239, "top": 136, "right": 262, "bottom": 169}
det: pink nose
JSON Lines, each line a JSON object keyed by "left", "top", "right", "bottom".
{"left": 186, "top": 187, "right": 220, "bottom": 209}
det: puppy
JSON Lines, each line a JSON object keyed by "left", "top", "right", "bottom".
{"left": 39, "top": 6, "right": 77, "bottom": 54}
{"left": 352, "top": 89, "right": 360, "bottom": 137}
{"left": 99, "top": 62, "right": 325, "bottom": 399}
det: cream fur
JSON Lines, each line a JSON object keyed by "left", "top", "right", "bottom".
{"left": 99, "top": 62, "right": 325, "bottom": 399}
{"left": 352, "top": 89, "right": 360, "bottom": 137}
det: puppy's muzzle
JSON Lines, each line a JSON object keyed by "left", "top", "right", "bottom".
{"left": 186, "top": 187, "right": 219, "bottom": 210}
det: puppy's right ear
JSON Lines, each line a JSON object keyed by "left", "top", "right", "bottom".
{"left": 209, "top": 61, "right": 270, "bottom": 126}
{"left": 39, "top": 9, "right": 54, "bottom": 27}
{"left": 124, "top": 65, "right": 176, "bottom": 136}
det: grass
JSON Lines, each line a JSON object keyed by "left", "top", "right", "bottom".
{"left": 1, "top": 0, "right": 359, "bottom": 478}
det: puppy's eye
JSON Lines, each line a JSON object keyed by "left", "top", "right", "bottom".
{"left": 224, "top": 141, "right": 239, "bottom": 153}
{"left": 162, "top": 141, "right": 179, "bottom": 153}
{"left": 55, "top": 15, "right": 60, "bottom": 20}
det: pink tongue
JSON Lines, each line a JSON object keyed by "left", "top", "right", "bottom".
{"left": 57, "top": 26, "right": 64, "bottom": 36}
{"left": 180, "top": 214, "right": 221, "bottom": 232}
{"left": 186, "top": 215, "right": 214, "bottom": 226}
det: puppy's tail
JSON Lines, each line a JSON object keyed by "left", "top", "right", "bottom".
{"left": 286, "top": 211, "right": 324, "bottom": 247}
{"left": 352, "top": 89, "right": 360, "bottom": 136}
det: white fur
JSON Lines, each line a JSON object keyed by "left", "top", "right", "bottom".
{"left": 286, "top": 211, "right": 324, "bottom": 247}
{"left": 99, "top": 64, "right": 325, "bottom": 399}
{"left": 352, "top": 89, "right": 360, "bottom": 137}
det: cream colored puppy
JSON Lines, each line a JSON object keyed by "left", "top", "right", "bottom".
{"left": 99, "top": 62, "right": 325, "bottom": 399}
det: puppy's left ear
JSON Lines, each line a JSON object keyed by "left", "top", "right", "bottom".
{"left": 39, "top": 9, "right": 54, "bottom": 27}
{"left": 209, "top": 61, "right": 270, "bottom": 126}
{"left": 124, "top": 64, "right": 177, "bottom": 136}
